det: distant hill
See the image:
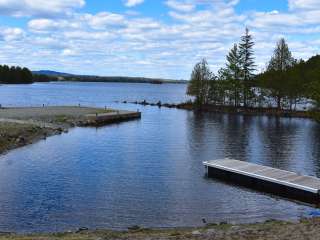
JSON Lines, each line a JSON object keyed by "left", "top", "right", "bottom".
{"left": 32, "top": 70, "right": 188, "bottom": 84}
{"left": 32, "top": 70, "right": 73, "bottom": 77}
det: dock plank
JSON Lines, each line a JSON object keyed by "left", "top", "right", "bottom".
{"left": 203, "top": 159, "right": 320, "bottom": 203}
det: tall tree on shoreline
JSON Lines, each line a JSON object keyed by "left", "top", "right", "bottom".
{"left": 265, "top": 38, "right": 296, "bottom": 110}
{"left": 225, "top": 44, "right": 242, "bottom": 107}
{"left": 187, "top": 59, "right": 212, "bottom": 106}
{"left": 239, "top": 28, "right": 256, "bottom": 107}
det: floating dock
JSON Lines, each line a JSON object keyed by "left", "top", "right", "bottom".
{"left": 203, "top": 159, "right": 320, "bottom": 204}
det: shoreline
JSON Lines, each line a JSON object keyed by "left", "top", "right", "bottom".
{"left": 0, "top": 122, "right": 58, "bottom": 155}
{"left": 1, "top": 218, "right": 320, "bottom": 239}
{"left": 0, "top": 106, "right": 141, "bottom": 155}
{"left": 124, "top": 100, "right": 320, "bottom": 120}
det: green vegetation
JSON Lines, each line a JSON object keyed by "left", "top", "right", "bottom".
{"left": 187, "top": 59, "right": 211, "bottom": 106}
{"left": 32, "top": 71, "right": 187, "bottom": 84}
{"left": 239, "top": 27, "right": 256, "bottom": 107}
{"left": 0, "top": 65, "right": 33, "bottom": 84}
{"left": 259, "top": 38, "right": 297, "bottom": 110}
{"left": 32, "top": 73, "right": 58, "bottom": 82}
{"left": 0, "top": 67, "right": 187, "bottom": 84}
{"left": 54, "top": 76, "right": 187, "bottom": 84}
{"left": 0, "top": 65, "right": 58, "bottom": 84}
{"left": 187, "top": 28, "right": 320, "bottom": 114}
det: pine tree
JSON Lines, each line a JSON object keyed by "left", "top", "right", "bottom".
{"left": 239, "top": 28, "right": 256, "bottom": 107}
{"left": 22, "top": 67, "right": 33, "bottom": 83}
{"left": 0, "top": 65, "right": 34, "bottom": 84}
{"left": 268, "top": 38, "right": 295, "bottom": 72}
{"left": 225, "top": 44, "right": 242, "bottom": 107}
{"left": 266, "top": 38, "right": 296, "bottom": 110}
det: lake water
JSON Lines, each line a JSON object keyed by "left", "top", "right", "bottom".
{"left": 0, "top": 82, "right": 320, "bottom": 233}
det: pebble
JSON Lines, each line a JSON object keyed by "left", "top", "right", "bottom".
{"left": 192, "top": 230, "right": 201, "bottom": 235}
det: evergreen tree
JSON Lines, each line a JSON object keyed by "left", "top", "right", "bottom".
{"left": 0, "top": 65, "right": 34, "bottom": 84}
{"left": 22, "top": 67, "right": 33, "bottom": 83}
{"left": 239, "top": 28, "right": 256, "bottom": 107}
{"left": 225, "top": 44, "right": 242, "bottom": 107}
{"left": 267, "top": 38, "right": 295, "bottom": 72}
{"left": 265, "top": 38, "right": 296, "bottom": 110}
{"left": 309, "top": 81, "right": 320, "bottom": 109}
{"left": 208, "top": 68, "right": 228, "bottom": 105}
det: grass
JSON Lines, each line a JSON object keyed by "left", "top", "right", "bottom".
{"left": 53, "top": 115, "right": 69, "bottom": 123}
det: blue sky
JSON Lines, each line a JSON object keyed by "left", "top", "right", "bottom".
{"left": 0, "top": 0, "right": 319, "bottom": 79}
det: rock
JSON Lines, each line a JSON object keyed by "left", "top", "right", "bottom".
{"left": 128, "top": 225, "right": 141, "bottom": 231}
{"left": 75, "top": 227, "right": 89, "bottom": 233}
{"left": 231, "top": 226, "right": 241, "bottom": 231}
{"left": 16, "top": 136, "right": 25, "bottom": 144}
{"left": 192, "top": 230, "right": 201, "bottom": 235}
{"left": 206, "top": 229, "right": 216, "bottom": 234}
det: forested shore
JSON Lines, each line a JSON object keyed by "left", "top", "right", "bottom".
{"left": 0, "top": 67, "right": 186, "bottom": 85}
{"left": 0, "top": 65, "right": 56, "bottom": 84}
{"left": 0, "top": 65, "right": 33, "bottom": 84}
{"left": 187, "top": 28, "right": 320, "bottom": 120}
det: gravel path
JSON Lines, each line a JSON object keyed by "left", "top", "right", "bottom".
{"left": 0, "top": 106, "right": 112, "bottom": 120}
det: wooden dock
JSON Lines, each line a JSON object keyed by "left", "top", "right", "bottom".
{"left": 85, "top": 110, "right": 141, "bottom": 125}
{"left": 203, "top": 159, "right": 320, "bottom": 204}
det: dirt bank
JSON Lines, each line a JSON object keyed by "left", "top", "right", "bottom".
{"left": 1, "top": 218, "right": 320, "bottom": 240}
{"left": 0, "top": 122, "right": 56, "bottom": 154}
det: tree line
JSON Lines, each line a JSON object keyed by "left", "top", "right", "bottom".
{"left": 0, "top": 65, "right": 33, "bottom": 84}
{"left": 187, "top": 28, "right": 320, "bottom": 111}
{"left": 0, "top": 65, "right": 60, "bottom": 84}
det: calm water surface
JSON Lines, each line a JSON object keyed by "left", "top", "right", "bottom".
{"left": 0, "top": 82, "right": 320, "bottom": 233}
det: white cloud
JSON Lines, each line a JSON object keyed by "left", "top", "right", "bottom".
{"left": 28, "top": 19, "right": 60, "bottom": 31}
{"left": 288, "top": 0, "right": 320, "bottom": 10}
{"left": 0, "top": 27, "right": 24, "bottom": 41}
{"left": 0, "top": 0, "right": 320, "bottom": 79}
{"left": 124, "top": 0, "right": 144, "bottom": 7}
{"left": 62, "top": 48, "right": 77, "bottom": 56}
{"left": 0, "top": 0, "right": 85, "bottom": 17}
{"left": 85, "top": 12, "right": 126, "bottom": 29}
{"left": 165, "top": 0, "right": 195, "bottom": 12}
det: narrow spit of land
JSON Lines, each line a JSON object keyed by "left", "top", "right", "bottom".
{"left": 123, "top": 100, "right": 319, "bottom": 120}
{"left": 0, "top": 106, "right": 141, "bottom": 155}
{"left": 1, "top": 218, "right": 320, "bottom": 240}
